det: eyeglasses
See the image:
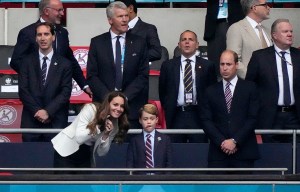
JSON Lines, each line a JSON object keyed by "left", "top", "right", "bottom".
{"left": 46, "top": 7, "right": 64, "bottom": 13}
{"left": 254, "top": 3, "right": 269, "bottom": 8}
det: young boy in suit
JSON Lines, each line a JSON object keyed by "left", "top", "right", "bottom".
{"left": 126, "top": 104, "right": 172, "bottom": 173}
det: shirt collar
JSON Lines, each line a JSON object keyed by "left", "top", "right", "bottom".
{"left": 110, "top": 30, "right": 126, "bottom": 40}
{"left": 222, "top": 75, "right": 238, "bottom": 87}
{"left": 39, "top": 49, "right": 54, "bottom": 61}
{"left": 246, "top": 16, "right": 260, "bottom": 29}
{"left": 274, "top": 44, "right": 290, "bottom": 55}
{"left": 143, "top": 130, "right": 155, "bottom": 138}
{"left": 128, "top": 16, "right": 139, "bottom": 29}
{"left": 181, "top": 54, "right": 196, "bottom": 64}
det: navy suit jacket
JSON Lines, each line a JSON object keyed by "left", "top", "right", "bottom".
{"left": 159, "top": 56, "right": 217, "bottom": 129}
{"left": 86, "top": 32, "right": 149, "bottom": 120}
{"left": 201, "top": 79, "right": 260, "bottom": 161}
{"left": 11, "top": 20, "right": 87, "bottom": 89}
{"left": 129, "top": 18, "right": 161, "bottom": 62}
{"left": 246, "top": 46, "right": 300, "bottom": 130}
{"left": 204, "top": 0, "right": 244, "bottom": 41}
{"left": 18, "top": 52, "right": 72, "bottom": 128}
{"left": 126, "top": 130, "right": 172, "bottom": 168}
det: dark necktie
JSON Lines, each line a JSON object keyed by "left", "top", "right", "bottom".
{"left": 225, "top": 81, "right": 232, "bottom": 113}
{"left": 184, "top": 59, "right": 193, "bottom": 103}
{"left": 280, "top": 51, "right": 291, "bottom": 106}
{"left": 41, "top": 56, "right": 48, "bottom": 86}
{"left": 145, "top": 134, "right": 154, "bottom": 168}
{"left": 115, "top": 36, "right": 122, "bottom": 90}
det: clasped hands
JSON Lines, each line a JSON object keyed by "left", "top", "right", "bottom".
{"left": 34, "top": 109, "right": 50, "bottom": 124}
{"left": 221, "top": 139, "right": 237, "bottom": 155}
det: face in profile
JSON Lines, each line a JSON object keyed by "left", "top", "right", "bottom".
{"left": 36, "top": 25, "right": 55, "bottom": 52}
{"left": 44, "top": 0, "right": 64, "bottom": 24}
{"left": 109, "top": 96, "right": 125, "bottom": 119}
{"left": 139, "top": 111, "right": 158, "bottom": 133}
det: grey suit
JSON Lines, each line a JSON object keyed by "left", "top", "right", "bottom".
{"left": 226, "top": 18, "right": 271, "bottom": 78}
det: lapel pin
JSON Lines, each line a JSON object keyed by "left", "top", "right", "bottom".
{"left": 54, "top": 62, "right": 58, "bottom": 66}
{"left": 157, "top": 137, "right": 161, "bottom": 141}
{"left": 132, "top": 53, "right": 137, "bottom": 56}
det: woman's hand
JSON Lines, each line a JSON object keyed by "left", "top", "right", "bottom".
{"left": 102, "top": 116, "right": 114, "bottom": 140}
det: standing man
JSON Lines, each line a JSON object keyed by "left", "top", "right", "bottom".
{"left": 201, "top": 50, "right": 259, "bottom": 171}
{"left": 119, "top": 0, "right": 161, "bottom": 62}
{"left": 87, "top": 1, "right": 149, "bottom": 129}
{"left": 18, "top": 22, "right": 72, "bottom": 142}
{"left": 204, "top": 0, "right": 244, "bottom": 78}
{"left": 227, "top": 0, "right": 272, "bottom": 79}
{"left": 159, "top": 30, "right": 216, "bottom": 143}
{"left": 246, "top": 19, "right": 300, "bottom": 143}
{"left": 11, "top": 0, "right": 92, "bottom": 97}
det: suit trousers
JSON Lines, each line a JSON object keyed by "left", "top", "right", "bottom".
{"left": 170, "top": 107, "right": 207, "bottom": 143}
{"left": 263, "top": 110, "right": 300, "bottom": 143}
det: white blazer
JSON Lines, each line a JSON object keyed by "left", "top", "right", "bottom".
{"left": 51, "top": 103, "right": 118, "bottom": 157}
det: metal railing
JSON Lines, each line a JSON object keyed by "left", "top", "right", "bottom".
{"left": 0, "top": 128, "right": 299, "bottom": 174}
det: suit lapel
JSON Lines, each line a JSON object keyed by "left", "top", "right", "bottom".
{"left": 242, "top": 19, "right": 261, "bottom": 48}
{"left": 44, "top": 54, "right": 58, "bottom": 88}
{"left": 217, "top": 82, "right": 228, "bottom": 114}
{"left": 267, "top": 47, "right": 280, "bottom": 84}
{"left": 130, "top": 18, "right": 142, "bottom": 34}
{"left": 34, "top": 52, "right": 43, "bottom": 88}
{"left": 174, "top": 58, "right": 181, "bottom": 97}
{"left": 195, "top": 57, "right": 204, "bottom": 91}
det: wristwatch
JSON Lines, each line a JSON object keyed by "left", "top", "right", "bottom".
{"left": 231, "top": 138, "right": 237, "bottom": 144}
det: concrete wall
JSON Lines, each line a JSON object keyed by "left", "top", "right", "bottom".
{"left": 3, "top": 8, "right": 300, "bottom": 58}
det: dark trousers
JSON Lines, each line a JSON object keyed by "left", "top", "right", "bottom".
{"left": 170, "top": 107, "right": 207, "bottom": 143}
{"left": 207, "top": 21, "right": 229, "bottom": 80}
{"left": 53, "top": 144, "right": 92, "bottom": 174}
{"left": 263, "top": 111, "right": 300, "bottom": 143}
{"left": 208, "top": 157, "right": 255, "bottom": 174}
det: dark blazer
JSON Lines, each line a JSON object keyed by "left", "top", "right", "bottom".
{"left": 129, "top": 18, "right": 161, "bottom": 62}
{"left": 201, "top": 79, "right": 260, "bottom": 161}
{"left": 11, "top": 20, "right": 87, "bottom": 89}
{"left": 246, "top": 46, "right": 300, "bottom": 130}
{"left": 18, "top": 52, "right": 72, "bottom": 129}
{"left": 159, "top": 56, "right": 217, "bottom": 129}
{"left": 126, "top": 130, "right": 172, "bottom": 168}
{"left": 86, "top": 32, "right": 149, "bottom": 120}
{"left": 204, "top": 0, "right": 244, "bottom": 41}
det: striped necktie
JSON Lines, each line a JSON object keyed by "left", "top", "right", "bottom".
{"left": 41, "top": 56, "right": 48, "bottom": 86}
{"left": 145, "top": 134, "right": 154, "bottom": 168}
{"left": 225, "top": 81, "right": 232, "bottom": 113}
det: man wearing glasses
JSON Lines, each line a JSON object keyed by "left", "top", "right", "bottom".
{"left": 11, "top": 0, "right": 92, "bottom": 97}
{"left": 226, "top": 0, "right": 272, "bottom": 79}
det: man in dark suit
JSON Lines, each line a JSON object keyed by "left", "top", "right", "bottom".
{"left": 246, "top": 19, "right": 300, "bottom": 143}
{"left": 18, "top": 22, "right": 72, "bottom": 142}
{"left": 204, "top": 0, "right": 244, "bottom": 78}
{"left": 86, "top": 1, "right": 149, "bottom": 129}
{"left": 201, "top": 50, "right": 260, "bottom": 171}
{"left": 127, "top": 104, "right": 172, "bottom": 172}
{"left": 159, "top": 30, "right": 217, "bottom": 143}
{"left": 119, "top": 0, "right": 161, "bottom": 62}
{"left": 10, "top": 0, "right": 92, "bottom": 97}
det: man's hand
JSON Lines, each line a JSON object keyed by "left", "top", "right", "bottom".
{"left": 221, "top": 139, "right": 237, "bottom": 155}
{"left": 34, "top": 109, "right": 50, "bottom": 123}
{"left": 84, "top": 87, "right": 93, "bottom": 98}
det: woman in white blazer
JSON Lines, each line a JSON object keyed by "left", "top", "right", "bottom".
{"left": 51, "top": 91, "right": 130, "bottom": 168}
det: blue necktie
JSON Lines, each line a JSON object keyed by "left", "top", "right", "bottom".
{"left": 115, "top": 36, "right": 122, "bottom": 90}
{"left": 280, "top": 51, "right": 291, "bottom": 106}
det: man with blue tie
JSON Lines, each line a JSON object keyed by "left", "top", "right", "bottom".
{"left": 201, "top": 50, "right": 259, "bottom": 171}
{"left": 86, "top": 1, "right": 149, "bottom": 129}
{"left": 246, "top": 19, "right": 300, "bottom": 143}
{"left": 18, "top": 22, "right": 72, "bottom": 142}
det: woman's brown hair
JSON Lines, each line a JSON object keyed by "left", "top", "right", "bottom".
{"left": 87, "top": 91, "right": 130, "bottom": 143}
